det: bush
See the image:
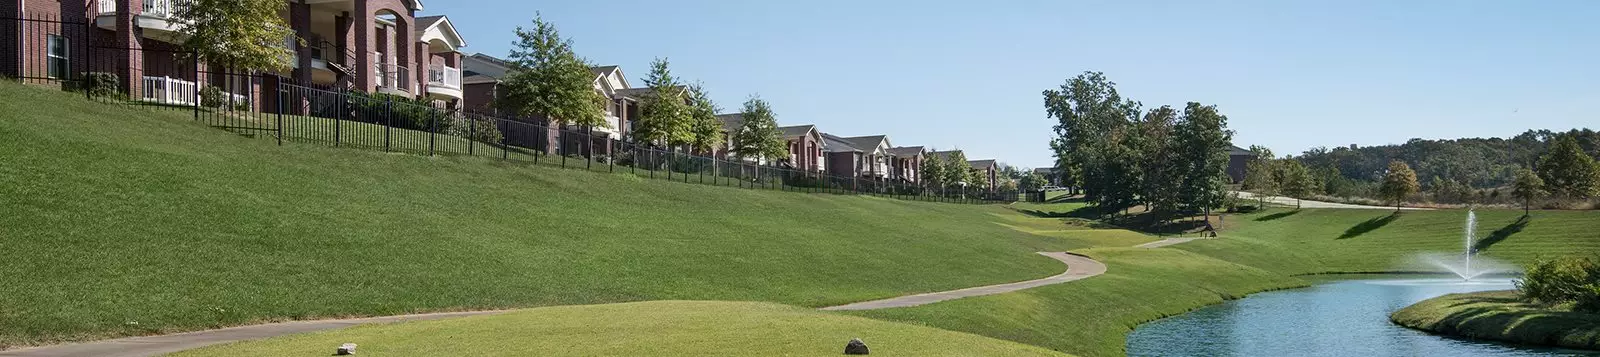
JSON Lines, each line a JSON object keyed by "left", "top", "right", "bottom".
{"left": 81, "top": 72, "right": 119, "bottom": 98}
{"left": 200, "top": 86, "right": 227, "bottom": 109}
{"left": 345, "top": 91, "right": 441, "bottom": 131}
{"left": 442, "top": 113, "right": 503, "bottom": 144}
{"left": 1516, "top": 256, "right": 1600, "bottom": 312}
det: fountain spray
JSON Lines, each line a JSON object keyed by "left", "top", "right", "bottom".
{"left": 1463, "top": 208, "right": 1477, "bottom": 281}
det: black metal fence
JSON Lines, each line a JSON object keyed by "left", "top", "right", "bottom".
{"left": 3, "top": 12, "right": 1019, "bottom": 204}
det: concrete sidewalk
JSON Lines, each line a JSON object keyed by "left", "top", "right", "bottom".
{"left": 820, "top": 252, "right": 1107, "bottom": 311}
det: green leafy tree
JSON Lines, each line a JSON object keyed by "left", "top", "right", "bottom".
{"left": 1135, "top": 105, "right": 1181, "bottom": 215}
{"left": 634, "top": 58, "right": 694, "bottom": 147}
{"left": 1380, "top": 160, "right": 1420, "bottom": 212}
{"left": 921, "top": 150, "right": 947, "bottom": 189}
{"left": 1537, "top": 136, "right": 1600, "bottom": 200}
{"left": 1044, "top": 71, "right": 1143, "bottom": 210}
{"left": 1279, "top": 159, "right": 1317, "bottom": 209}
{"left": 1171, "top": 102, "right": 1234, "bottom": 218}
{"left": 729, "top": 95, "right": 787, "bottom": 162}
{"left": 1241, "top": 145, "right": 1278, "bottom": 206}
{"left": 685, "top": 83, "right": 723, "bottom": 155}
{"left": 497, "top": 14, "right": 607, "bottom": 129}
{"left": 942, "top": 151, "right": 974, "bottom": 189}
{"left": 176, "top": 0, "right": 295, "bottom": 72}
{"left": 1511, "top": 168, "right": 1546, "bottom": 216}
{"left": 1020, "top": 170, "right": 1047, "bottom": 191}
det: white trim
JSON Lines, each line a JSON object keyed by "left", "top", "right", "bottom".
{"left": 416, "top": 16, "right": 466, "bottom": 49}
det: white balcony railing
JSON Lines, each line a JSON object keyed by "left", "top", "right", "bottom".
{"left": 427, "top": 65, "right": 461, "bottom": 89}
{"left": 375, "top": 62, "right": 410, "bottom": 93}
{"left": 141, "top": 76, "right": 197, "bottom": 105}
{"left": 98, "top": 0, "right": 190, "bottom": 17}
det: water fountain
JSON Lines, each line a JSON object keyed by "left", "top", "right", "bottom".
{"left": 1416, "top": 209, "right": 1510, "bottom": 281}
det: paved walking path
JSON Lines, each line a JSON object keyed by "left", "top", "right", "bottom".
{"left": 1233, "top": 191, "right": 1429, "bottom": 210}
{"left": 1136, "top": 237, "right": 1206, "bottom": 248}
{"left": 0, "top": 311, "right": 502, "bottom": 357}
{"left": 820, "top": 252, "right": 1107, "bottom": 311}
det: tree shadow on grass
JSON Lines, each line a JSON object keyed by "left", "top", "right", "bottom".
{"left": 1473, "top": 216, "right": 1531, "bottom": 253}
{"left": 1422, "top": 293, "right": 1600, "bottom": 350}
{"left": 1255, "top": 210, "right": 1301, "bottom": 222}
{"left": 1339, "top": 212, "right": 1399, "bottom": 239}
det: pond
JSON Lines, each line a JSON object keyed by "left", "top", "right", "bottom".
{"left": 1126, "top": 276, "right": 1600, "bottom": 357}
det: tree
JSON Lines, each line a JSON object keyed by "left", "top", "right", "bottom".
{"left": 1278, "top": 159, "right": 1317, "bottom": 209}
{"left": 1511, "top": 168, "right": 1546, "bottom": 216}
{"left": 1044, "top": 71, "right": 1143, "bottom": 210}
{"left": 921, "top": 151, "right": 947, "bottom": 189}
{"left": 633, "top": 58, "right": 694, "bottom": 147}
{"left": 1020, "top": 170, "right": 1047, "bottom": 192}
{"left": 1135, "top": 105, "right": 1181, "bottom": 215}
{"left": 176, "top": 0, "right": 295, "bottom": 72}
{"left": 497, "top": 14, "right": 607, "bottom": 129}
{"left": 1536, "top": 136, "right": 1600, "bottom": 200}
{"left": 1241, "top": 145, "right": 1278, "bottom": 206}
{"left": 942, "top": 150, "right": 973, "bottom": 190}
{"left": 685, "top": 83, "right": 723, "bottom": 155}
{"left": 1171, "top": 102, "right": 1234, "bottom": 219}
{"left": 1379, "top": 160, "right": 1420, "bottom": 212}
{"left": 729, "top": 95, "right": 787, "bottom": 162}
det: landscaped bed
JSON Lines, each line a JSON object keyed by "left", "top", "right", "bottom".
{"left": 1390, "top": 290, "right": 1600, "bottom": 351}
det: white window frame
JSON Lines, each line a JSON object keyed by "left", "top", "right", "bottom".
{"left": 47, "top": 34, "right": 69, "bottom": 79}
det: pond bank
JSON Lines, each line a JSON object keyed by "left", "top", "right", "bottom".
{"left": 1391, "top": 290, "right": 1600, "bottom": 351}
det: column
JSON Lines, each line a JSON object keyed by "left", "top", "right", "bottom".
{"left": 353, "top": 2, "right": 372, "bottom": 92}
{"left": 115, "top": 0, "right": 142, "bottom": 99}
{"left": 290, "top": 1, "right": 311, "bottom": 85}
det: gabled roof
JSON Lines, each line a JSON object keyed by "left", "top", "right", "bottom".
{"left": 887, "top": 146, "right": 925, "bottom": 157}
{"left": 468, "top": 53, "right": 511, "bottom": 70}
{"left": 840, "top": 135, "right": 890, "bottom": 152}
{"left": 968, "top": 159, "right": 998, "bottom": 170}
{"left": 415, "top": 15, "right": 466, "bottom": 49}
{"left": 821, "top": 133, "right": 863, "bottom": 153}
{"left": 590, "top": 65, "right": 620, "bottom": 78}
{"left": 1229, "top": 145, "right": 1255, "bottom": 156}
{"left": 462, "top": 73, "right": 499, "bottom": 84}
{"left": 779, "top": 125, "right": 817, "bottom": 139}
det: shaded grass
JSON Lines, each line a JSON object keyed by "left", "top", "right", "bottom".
{"left": 170, "top": 301, "right": 1069, "bottom": 357}
{"left": 1391, "top": 291, "right": 1600, "bottom": 350}
{"left": 0, "top": 82, "right": 1078, "bottom": 348}
{"left": 1338, "top": 212, "right": 1400, "bottom": 239}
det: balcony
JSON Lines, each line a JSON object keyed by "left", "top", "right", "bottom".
{"left": 95, "top": 0, "right": 191, "bottom": 39}
{"left": 141, "top": 75, "right": 196, "bottom": 105}
{"left": 374, "top": 62, "right": 411, "bottom": 96}
{"left": 425, "top": 65, "right": 462, "bottom": 99}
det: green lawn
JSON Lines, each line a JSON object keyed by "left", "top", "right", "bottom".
{"left": 171, "top": 301, "right": 1069, "bottom": 357}
{"left": 3, "top": 81, "right": 1598, "bottom": 356}
{"left": 0, "top": 82, "right": 1079, "bottom": 347}
{"left": 1391, "top": 290, "right": 1600, "bottom": 350}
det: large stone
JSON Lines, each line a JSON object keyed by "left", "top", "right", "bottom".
{"left": 336, "top": 343, "right": 358, "bottom": 355}
{"left": 844, "top": 338, "right": 869, "bottom": 355}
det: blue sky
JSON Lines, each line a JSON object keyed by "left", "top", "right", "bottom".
{"left": 426, "top": 0, "right": 1597, "bottom": 168}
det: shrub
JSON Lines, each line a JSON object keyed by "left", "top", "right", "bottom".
{"left": 344, "top": 91, "right": 441, "bottom": 131}
{"left": 1516, "top": 256, "right": 1600, "bottom": 312}
{"left": 442, "top": 113, "right": 503, "bottom": 144}
{"left": 200, "top": 86, "right": 227, "bottom": 109}
{"left": 81, "top": 72, "right": 119, "bottom": 98}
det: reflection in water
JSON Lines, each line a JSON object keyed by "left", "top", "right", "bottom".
{"left": 1126, "top": 276, "right": 1600, "bottom": 357}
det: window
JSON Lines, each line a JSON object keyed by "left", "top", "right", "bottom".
{"left": 47, "top": 35, "right": 69, "bottom": 79}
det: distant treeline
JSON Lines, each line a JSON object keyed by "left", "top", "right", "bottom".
{"left": 1294, "top": 128, "right": 1600, "bottom": 199}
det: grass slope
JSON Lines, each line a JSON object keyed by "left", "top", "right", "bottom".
{"left": 1391, "top": 291, "right": 1600, "bottom": 350}
{"left": 0, "top": 82, "right": 1087, "bottom": 347}
{"left": 170, "top": 301, "right": 1070, "bottom": 356}
{"left": 1185, "top": 208, "right": 1600, "bottom": 274}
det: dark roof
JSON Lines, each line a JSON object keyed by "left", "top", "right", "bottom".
{"left": 716, "top": 113, "right": 744, "bottom": 132}
{"left": 968, "top": 159, "right": 997, "bottom": 170}
{"left": 1033, "top": 167, "right": 1055, "bottom": 174}
{"left": 470, "top": 53, "right": 512, "bottom": 69}
{"left": 778, "top": 125, "right": 815, "bottom": 139}
{"left": 821, "top": 133, "right": 862, "bottom": 153}
{"left": 590, "top": 65, "right": 620, "bottom": 78}
{"left": 840, "top": 135, "right": 888, "bottom": 152}
{"left": 616, "top": 86, "right": 688, "bottom": 100}
{"left": 462, "top": 73, "right": 499, "bottom": 84}
{"left": 1229, "top": 145, "right": 1255, "bottom": 156}
{"left": 887, "top": 146, "right": 925, "bottom": 157}
{"left": 415, "top": 16, "right": 445, "bottom": 31}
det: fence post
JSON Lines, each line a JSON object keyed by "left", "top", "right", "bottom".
{"left": 468, "top": 112, "right": 476, "bottom": 156}
{"left": 334, "top": 89, "right": 343, "bottom": 147}
{"left": 383, "top": 97, "right": 392, "bottom": 152}
{"left": 428, "top": 108, "right": 437, "bottom": 156}
{"left": 275, "top": 88, "right": 284, "bottom": 146}
{"left": 501, "top": 119, "right": 509, "bottom": 160}
{"left": 585, "top": 127, "right": 593, "bottom": 171}
{"left": 192, "top": 58, "right": 200, "bottom": 121}
{"left": 560, "top": 127, "right": 568, "bottom": 168}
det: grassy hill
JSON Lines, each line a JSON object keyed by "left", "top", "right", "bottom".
{"left": 2, "top": 80, "right": 1597, "bottom": 356}
{"left": 0, "top": 82, "right": 1083, "bottom": 347}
